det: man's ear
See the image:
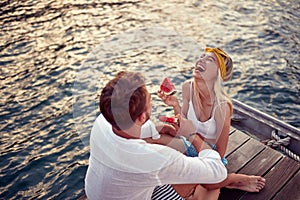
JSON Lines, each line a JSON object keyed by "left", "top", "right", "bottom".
{"left": 137, "top": 112, "right": 147, "bottom": 124}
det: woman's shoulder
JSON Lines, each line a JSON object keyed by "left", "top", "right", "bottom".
{"left": 215, "top": 100, "right": 230, "bottom": 108}
{"left": 214, "top": 100, "right": 232, "bottom": 117}
{"left": 182, "top": 80, "right": 192, "bottom": 89}
{"left": 182, "top": 80, "right": 191, "bottom": 96}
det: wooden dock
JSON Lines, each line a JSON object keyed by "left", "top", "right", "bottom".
{"left": 219, "top": 128, "right": 300, "bottom": 200}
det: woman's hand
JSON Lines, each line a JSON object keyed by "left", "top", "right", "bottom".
{"left": 157, "top": 90, "right": 179, "bottom": 107}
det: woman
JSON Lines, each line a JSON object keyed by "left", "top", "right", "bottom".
{"left": 156, "top": 47, "right": 266, "bottom": 198}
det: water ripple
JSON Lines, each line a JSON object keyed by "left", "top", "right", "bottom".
{"left": 0, "top": 0, "right": 299, "bottom": 199}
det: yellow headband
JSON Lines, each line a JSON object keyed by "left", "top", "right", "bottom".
{"left": 205, "top": 47, "right": 229, "bottom": 80}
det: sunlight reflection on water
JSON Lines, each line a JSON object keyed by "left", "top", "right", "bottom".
{"left": 0, "top": 0, "right": 299, "bottom": 199}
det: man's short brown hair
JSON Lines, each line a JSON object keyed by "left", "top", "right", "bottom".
{"left": 99, "top": 71, "right": 148, "bottom": 130}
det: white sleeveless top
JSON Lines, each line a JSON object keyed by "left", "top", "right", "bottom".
{"left": 187, "top": 82, "right": 223, "bottom": 140}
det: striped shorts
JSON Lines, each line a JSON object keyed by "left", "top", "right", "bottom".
{"left": 151, "top": 184, "right": 184, "bottom": 200}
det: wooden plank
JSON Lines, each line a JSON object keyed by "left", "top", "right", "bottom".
{"left": 219, "top": 146, "right": 283, "bottom": 200}
{"left": 219, "top": 188, "right": 242, "bottom": 200}
{"left": 229, "top": 127, "right": 236, "bottom": 135}
{"left": 226, "top": 138, "right": 265, "bottom": 173}
{"left": 272, "top": 170, "right": 300, "bottom": 200}
{"left": 241, "top": 157, "right": 300, "bottom": 200}
{"left": 225, "top": 130, "right": 249, "bottom": 157}
{"left": 238, "top": 146, "right": 283, "bottom": 176}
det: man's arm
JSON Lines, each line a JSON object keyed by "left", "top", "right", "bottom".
{"left": 144, "top": 133, "right": 186, "bottom": 154}
{"left": 187, "top": 133, "right": 211, "bottom": 152}
{"left": 156, "top": 146, "right": 227, "bottom": 185}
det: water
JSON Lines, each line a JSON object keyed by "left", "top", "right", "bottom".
{"left": 0, "top": 0, "right": 299, "bottom": 199}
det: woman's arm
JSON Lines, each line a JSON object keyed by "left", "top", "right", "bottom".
{"left": 157, "top": 90, "right": 181, "bottom": 115}
{"left": 157, "top": 80, "right": 190, "bottom": 116}
{"left": 214, "top": 102, "right": 231, "bottom": 158}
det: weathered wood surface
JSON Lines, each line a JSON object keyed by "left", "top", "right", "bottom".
{"left": 219, "top": 129, "right": 300, "bottom": 200}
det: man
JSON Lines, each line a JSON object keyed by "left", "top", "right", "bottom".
{"left": 84, "top": 71, "right": 227, "bottom": 199}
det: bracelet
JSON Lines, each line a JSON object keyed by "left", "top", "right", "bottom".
{"left": 187, "top": 132, "right": 197, "bottom": 142}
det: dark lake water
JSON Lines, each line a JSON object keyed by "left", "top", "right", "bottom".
{"left": 0, "top": 0, "right": 299, "bottom": 199}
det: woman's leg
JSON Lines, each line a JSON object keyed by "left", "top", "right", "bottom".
{"left": 172, "top": 184, "right": 220, "bottom": 200}
{"left": 172, "top": 184, "right": 197, "bottom": 198}
{"left": 202, "top": 173, "right": 266, "bottom": 192}
{"left": 187, "top": 185, "right": 220, "bottom": 200}
{"left": 222, "top": 173, "right": 266, "bottom": 192}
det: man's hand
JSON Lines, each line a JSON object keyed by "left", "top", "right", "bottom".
{"left": 155, "top": 123, "right": 178, "bottom": 137}
{"left": 176, "top": 114, "right": 196, "bottom": 138}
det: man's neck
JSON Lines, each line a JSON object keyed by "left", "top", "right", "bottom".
{"left": 112, "top": 125, "right": 141, "bottom": 139}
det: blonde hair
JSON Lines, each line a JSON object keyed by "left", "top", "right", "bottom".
{"left": 193, "top": 50, "right": 233, "bottom": 116}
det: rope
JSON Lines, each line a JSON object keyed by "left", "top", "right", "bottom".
{"left": 266, "top": 130, "right": 300, "bottom": 162}
{"left": 267, "top": 131, "right": 290, "bottom": 147}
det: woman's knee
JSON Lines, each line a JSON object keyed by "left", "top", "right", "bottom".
{"left": 188, "top": 185, "right": 220, "bottom": 200}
